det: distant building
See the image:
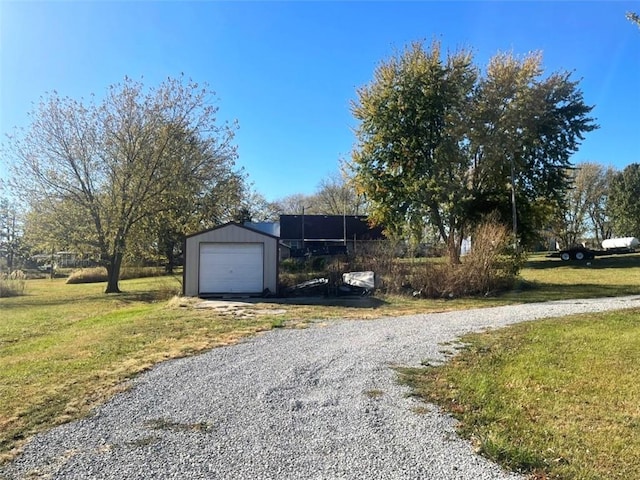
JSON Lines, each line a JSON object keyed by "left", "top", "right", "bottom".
{"left": 244, "top": 216, "right": 384, "bottom": 258}
{"left": 243, "top": 222, "right": 280, "bottom": 237}
{"left": 279, "top": 215, "right": 384, "bottom": 257}
{"left": 243, "top": 221, "right": 288, "bottom": 260}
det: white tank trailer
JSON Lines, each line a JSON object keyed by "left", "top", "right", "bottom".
{"left": 553, "top": 236, "right": 639, "bottom": 261}
{"left": 601, "top": 237, "right": 640, "bottom": 250}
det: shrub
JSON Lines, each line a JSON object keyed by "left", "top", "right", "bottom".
{"left": 119, "top": 266, "right": 166, "bottom": 280}
{"left": 408, "top": 262, "right": 454, "bottom": 298}
{"left": 460, "top": 220, "right": 524, "bottom": 294}
{"left": 341, "top": 221, "right": 523, "bottom": 298}
{"left": 66, "top": 266, "right": 167, "bottom": 284}
{"left": 279, "top": 256, "right": 346, "bottom": 292}
{"left": 279, "top": 258, "right": 305, "bottom": 273}
{"left": 280, "top": 256, "right": 335, "bottom": 274}
{"left": 66, "top": 267, "right": 108, "bottom": 284}
{"left": 346, "top": 240, "right": 411, "bottom": 293}
{"left": 0, "top": 270, "right": 27, "bottom": 297}
{"left": 410, "top": 220, "right": 524, "bottom": 298}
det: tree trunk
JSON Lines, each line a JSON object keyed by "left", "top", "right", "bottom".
{"left": 7, "top": 214, "right": 16, "bottom": 272}
{"left": 163, "top": 238, "right": 176, "bottom": 274}
{"left": 105, "top": 253, "right": 123, "bottom": 293}
{"left": 447, "top": 233, "right": 461, "bottom": 265}
{"left": 50, "top": 248, "right": 55, "bottom": 280}
{"left": 430, "top": 207, "right": 460, "bottom": 265}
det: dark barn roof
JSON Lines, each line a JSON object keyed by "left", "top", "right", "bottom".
{"left": 279, "top": 215, "right": 384, "bottom": 241}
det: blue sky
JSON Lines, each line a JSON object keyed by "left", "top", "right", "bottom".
{"left": 1, "top": 1, "right": 639, "bottom": 201}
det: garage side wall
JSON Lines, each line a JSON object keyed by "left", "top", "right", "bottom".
{"left": 184, "top": 224, "right": 278, "bottom": 297}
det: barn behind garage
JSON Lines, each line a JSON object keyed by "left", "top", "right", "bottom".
{"left": 183, "top": 223, "right": 279, "bottom": 297}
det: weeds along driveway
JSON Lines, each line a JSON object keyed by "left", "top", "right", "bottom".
{"left": 3, "top": 296, "right": 640, "bottom": 480}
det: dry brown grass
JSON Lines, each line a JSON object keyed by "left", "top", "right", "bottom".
{"left": 345, "top": 220, "right": 522, "bottom": 298}
{"left": 66, "top": 266, "right": 167, "bottom": 284}
{"left": 0, "top": 270, "right": 27, "bottom": 297}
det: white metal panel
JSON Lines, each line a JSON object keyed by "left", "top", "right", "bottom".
{"left": 342, "top": 271, "right": 375, "bottom": 289}
{"left": 199, "top": 243, "right": 264, "bottom": 293}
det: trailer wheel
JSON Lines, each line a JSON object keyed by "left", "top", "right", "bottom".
{"left": 575, "top": 251, "right": 585, "bottom": 261}
{"left": 560, "top": 252, "right": 571, "bottom": 261}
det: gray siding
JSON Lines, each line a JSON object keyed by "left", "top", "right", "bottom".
{"left": 184, "top": 224, "right": 278, "bottom": 296}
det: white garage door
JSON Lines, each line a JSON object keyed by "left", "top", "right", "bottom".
{"left": 199, "top": 243, "right": 264, "bottom": 294}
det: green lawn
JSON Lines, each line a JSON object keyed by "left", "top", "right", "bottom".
{"left": 509, "top": 252, "right": 640, "bottom": 301}
{"left": 398, "top": 309, "right": 640, "bottom": 479}
{"left": 0, "top": 276, "right": 281, "bottom": 461}
{"left": 2, "top": 253, "right": 640, "bottom": 469}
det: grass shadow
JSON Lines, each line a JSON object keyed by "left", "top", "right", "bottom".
{"left": 117, "top": 290, "right": 179, "bottom": 303}
{"left": 504, "top": 282, "right": 640, "bottom": 302}
{"left": 0, "top": 292, "right": 109, "bottom": 310}
{"left": 528, "top": 254, "right": 640, "bottom": 270}
{"left": 256, "top": 295, "right": 388, "bottom": 309}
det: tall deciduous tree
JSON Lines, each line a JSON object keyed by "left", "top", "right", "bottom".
{"left": 237, "top": 190, "right": 282, "bottom": 222}
{"left": 7, "top": 76, "right": 238, "bottom": 293}
{"left": 0, "top": 197, "right": 27, "bottom": 272}
{"left": 576, "top": 162, "right": 614, "bottom": 244}
{"left": 313, "top": 171, "right": 368, "bottom": 216}
{"left": 467, "top": 52, "right": 596, "bottom": 244}
{"left": 272, "top": 170, "right": 368, "bottom": 217}
{"left": 273, "top": 193, "right": 312, "bottom": 215}
{"left": 352, "top": 42, "right": 477, "bottom": 263}
{"left": 549, "top": 163, "right": 611, "bottom": 248}
{"left": 608, "top": 163, "right": 640, "bottom": 237}
{"left": 351, "top": 42, "right": 597, "bottom": 262}
{"left": 128, "top": 129, "right": 246, "bottom": 273}
{"left": 22, "top": 196, "right": 97, "bottom": 262}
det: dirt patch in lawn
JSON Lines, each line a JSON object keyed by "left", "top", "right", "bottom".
{"left": 166, "top": 295, "right": 387, "bottom": 320}
{"left": 167, "top": 297, "right": 288, "bottom": 318}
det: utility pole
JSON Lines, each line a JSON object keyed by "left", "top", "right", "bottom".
{"left": 301, "top": 206, "right": 305, "bottom": 250}
{"left": 343, "top": 200, "right": 347, "bottom": 246}
{"left": 510, "top": 155, "right": 518, "bottom": 247}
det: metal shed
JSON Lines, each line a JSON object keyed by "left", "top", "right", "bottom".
{"left": 183, "top": 223, "right": 279, "bottom": 297}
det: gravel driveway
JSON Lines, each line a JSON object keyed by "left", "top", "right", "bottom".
{"left": 3, "top": 296, "right": 640, "bottom": 480}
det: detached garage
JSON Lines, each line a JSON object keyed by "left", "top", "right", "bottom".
{"left": 183, "top": 223, "right": 279, "bottom": 297}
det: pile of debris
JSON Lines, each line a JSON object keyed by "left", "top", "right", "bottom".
{"left": 285, "top": 271, "right": 375, "bottom": 297}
